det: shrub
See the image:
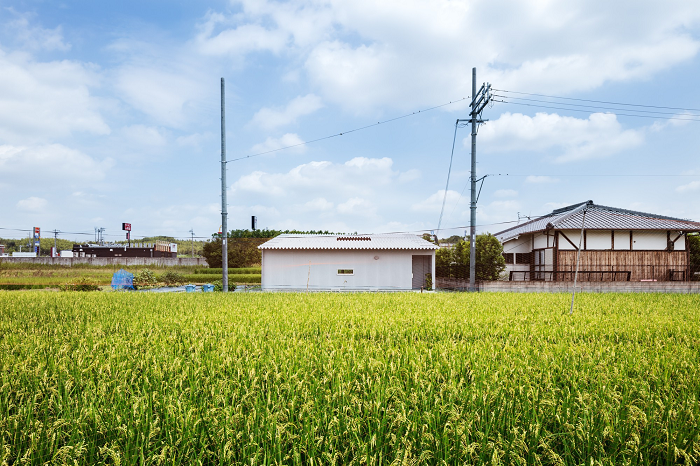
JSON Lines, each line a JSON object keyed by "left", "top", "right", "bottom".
{"left": 59, "top": 277, "right": 100, "bottom": 292}
{"left": 133, "top": 269, "right": 158, "bottom": 288}
{"left": 212, "top": 279, "right": 236, "bottom": 292}
{"left": 160, "top": 271, "right": 186, "bottom": 286}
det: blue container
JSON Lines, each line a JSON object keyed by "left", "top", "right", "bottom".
{"left": 202, "top": 284, "right": 214, "bottom": 292}
{"left": 185, "top": 284, "right": 196, "bottom": 293}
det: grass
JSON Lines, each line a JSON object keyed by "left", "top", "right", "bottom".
{"left": 1, "top": 292, "right": 699, "bottom": 464}
{"left": 194, "top": 267, "right": 262, "bottom": 274}
{"left": 0, "top": 264, "right": 261, "bottom": 288}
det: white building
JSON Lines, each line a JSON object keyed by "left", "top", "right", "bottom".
{"left": 495, "top": 201, "right": 700, "bottom": 282}
{"left": 259, "top": 234, "right": 437, "bottom": 291}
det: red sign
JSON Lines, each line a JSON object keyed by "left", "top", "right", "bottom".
{"left": 33, "top": 227, "right": 40, "bottom": 238}
{"left": 122, "top": 223, "right": 131, "bottom": 231}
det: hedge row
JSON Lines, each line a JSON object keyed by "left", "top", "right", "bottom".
{"left": 194, "top": 267, "right": 261, "bottom": 275}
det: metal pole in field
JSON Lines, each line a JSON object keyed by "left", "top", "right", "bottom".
{"left": 189, "top": 229, "right": 195, "bottom": 258}
{"left": 469, "top": 67, "right": 477, "bottom": 292}
{"left": 221, "top": 77, "right": 229, "bottom": 292}
{"left": 570, "top": 208, "right": 588, "bottom": 315}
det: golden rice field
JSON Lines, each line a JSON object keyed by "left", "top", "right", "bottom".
{"left": 1, "top": 291, "right": 699, "bottom": 465}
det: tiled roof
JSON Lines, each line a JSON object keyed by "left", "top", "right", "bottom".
{"left": 495, "top": 201, "right": 700, "bottom": 242}
{"left": 259, "top": 234, "right": 439, "bottom": 250}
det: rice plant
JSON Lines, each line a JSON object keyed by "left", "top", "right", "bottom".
{"left": 0, "top": 291, "right": 698, "bottom": 464}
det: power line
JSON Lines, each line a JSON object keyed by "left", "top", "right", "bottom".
{"left": 493, "top": 94, "right": 700, "bottom": 118}
{"left": 436, "top": 121, "right": 460, "bottom": 235}
{"left": 228, "top": 97, "right": 470, "bottom": 162}
{"left": 493, "top": 99, "right": 700, "bottom": 122}
{"left": 494, "top": 89, "right": 700, "bottom": 113}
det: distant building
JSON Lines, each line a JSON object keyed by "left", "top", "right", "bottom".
{"left": 495, "top": 201, "right": 700, "bottom": 282}
{"left": 259, "top": 234, "right": 438, "bottom": 291}
{"left": 72, "top": 241, "right": 177, "bottom": 258}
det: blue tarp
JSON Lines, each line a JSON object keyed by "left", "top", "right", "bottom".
{"left": 111, "top": 269, "right": 134, "bottom": 290}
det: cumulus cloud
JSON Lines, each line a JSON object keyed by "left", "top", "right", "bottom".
{"left": 3, "top": 14, "right": 71, "bottom": 52}
{"left": 0, "top": 50, "right": 108, "bottom": 143}
{"left": 337, "top": 197, "right": 376, "bottom": 216}
{"left": 250, "top": 133, "right": 307, "bottom": 155}
{"left": 676, "top": 181, "right": 700, "bottom": 193}
{"left": 411, "top": 190, "right": 462, "bottom": 213}
{"left": 233, "top": 156, "right": 396, "bottom": 197}
{"left": 494, "top": 189, "right": 518, "bottom": 198}
{"left": 120, "top": 125, "right": 168, "bottom": 147}
{"left": 0, "top": 144, "right": 111, "bottom": 186}
{"left": 201, "top": 0, "right": 700, "bottom": 112}
{"left": 479, "top": 112, "right": 644, "bottom": 162}
{"left": 250, "top": 94, "right": 323, "bottom": 130}
{"left": 16, "top": 196, "right": 48, "bottom": 212}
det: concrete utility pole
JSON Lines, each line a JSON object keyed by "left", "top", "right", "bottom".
{"left": 467, "top": 68, "right": 492, "bottom": 292}
{"left": 189, "top": 229, "right": 195, "bottom": 258}
{"left": 221, "top": 77, "right": 229, "bottom": 292}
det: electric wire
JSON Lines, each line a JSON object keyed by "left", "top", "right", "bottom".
{"left": 493, "top": 99, "right": 700, "bottom": 122}
{"left": 436, "top": 122, "right": 460, "bottom": 237}
{"left": 493, "top": 94, "right": 700, "bottom": 118}
{"left": 494, "top": 89, "right": 700, "bottom": 113}
{"left": 228, "top": 97, "right": 470, "bottom": 162}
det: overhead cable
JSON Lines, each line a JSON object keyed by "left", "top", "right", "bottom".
{"left": 229, "top": 97, "right": 470, "bottom": 162}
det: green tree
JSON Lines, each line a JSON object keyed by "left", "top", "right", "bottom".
{"left": 435, "top": 234, "right": 505, "bottom": 281}
{"left": 474, "top": 233, "right": 506, "bottom": 281}
{"left": 688, "top": 233, "right": 700, "bottom": 280}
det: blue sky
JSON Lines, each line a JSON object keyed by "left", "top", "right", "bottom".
{"left": 1, "top": 0, "right": 699, "bottom": 242}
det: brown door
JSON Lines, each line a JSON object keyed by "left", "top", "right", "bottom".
{"left": 412, "top": 255, "right": 431, "bottom": 289}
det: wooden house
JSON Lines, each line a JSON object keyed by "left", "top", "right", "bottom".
{"left": 494, "top": 201, "right": 700, "bottom": 282}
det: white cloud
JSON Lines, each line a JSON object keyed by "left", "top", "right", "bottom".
{"left": 525, "top": 176, "right": 559, "bottom": 184}
{"left": 195, "top": 12, "right": 289, "bottom": 56}
{"left": 233, "top": 156, "right": 396, "bottom": 197}
{"left": 250, "top": 94, "right": 323, "bottom": 130}
{"left": 205, "top": 0, "right": 700, "bottom": 112}
{"left": 0, "top": 144, "right": 111, "bottom": 186}
{"left": 337, "top": 197, "right": 376, "bottom": 216}
{"left": 250, "top": 133, "right": 307, "bottom": 155}
{"left": 0, "top": 50, "right": 109, "bottom": 143}
{"left": 16, "top": 196, "right": 47, "bottom": 212}
{"left": 479, "top": 112, "right": 644, "bottom": 162}
{"left": 300, "top": 197, "right": 334, "bottom": 212}
{"left": 494, "top": 189, "right": 518, "bottom": 198}
{"left": 113, "top": 65, "right": 206, "bottom": 128}
{"left": 676, "top": 181, "right": 700, "bottom": 193}
{"left": 3, "top": 13, "right": 71, "bottom": 52}
{"left": 120, "top": 125, "right": 168, "bottom": 147}
{"left": 411, "top": 190, "right": 462, "bottom": 213}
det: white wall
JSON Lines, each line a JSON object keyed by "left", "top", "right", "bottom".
{"left": 586, "top": 230, "right": 611, "bottom": 250}
{"left": 632, "top": 231, "right": 667, "bottom": 250}
{"left": 558, "top": 230, "right": 582, "bottom": 250}
{"left": 674, "top": 232, "right": 686, "bottom": 251}
{"left": 502, "top": 236, "right": 532, "bottom": 277}
{"left": 261, "top": 249, "right": 434, "bottom": 291}
{"left": 613, "top": 230, "right": 630, "bottom": 250}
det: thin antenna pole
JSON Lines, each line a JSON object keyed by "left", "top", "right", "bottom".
{"left": 469, "top": 67, "right": 477, "bottom": 292}
{"left": 569, "top": 208, "right": 587, "bottom": 315}
{"left": 221, "top": 78, "right": 228, "bottom": 292}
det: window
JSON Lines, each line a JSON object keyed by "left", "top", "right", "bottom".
{"left": 337, "top": 269, "right": 354, "bottom": 275}
{"left": 515, "top": 253, "right": 531, "bottom": 264}
{"left": 503, "top": 253, "right": 514, "bottom": 264}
